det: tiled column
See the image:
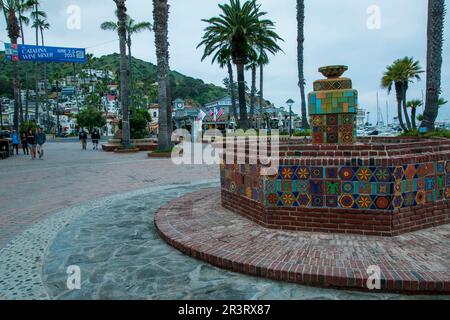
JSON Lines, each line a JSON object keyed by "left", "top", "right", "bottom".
{"left": 308, "top": 66, "right": 358, "bottom": 144}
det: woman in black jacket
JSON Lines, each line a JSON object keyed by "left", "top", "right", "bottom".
{"left": 27, "top": 129, "right": 37, "bottom": 160}
{"left": 21, "top": 132, "right": 29, "bottom": 155}
{"left": 91, "top": 129, "right": 101, "bottom": 150}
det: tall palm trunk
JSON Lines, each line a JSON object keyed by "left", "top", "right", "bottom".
{"left": 297, "top": 0, "right": 309, "bottom": 129}
{"left": 34, "top": 3, "right": 40, "bottom": 124}
{"left": 411, "top": 107, "right": 417, "bottom": 129}
{"left": 7, "top": 10, "right": 21, "bottom": 132}
{"left": 115, "top": 0, "right": 131, "bottom": 147}
{"left": 249, "top": 64, "right": 256, "bottom": 125}
{"left": 402, "top": 82, "right": 412, "bottom": 129}
{"left": 227, "top": 60, "right": 237, "bottom": 120}
{"left": 41, "top": 28, "right": 50, "bottom": 132}
{"left": 153, "top": 0, "right": 172, "bottom": 150}
{"left": 127, "top": 35, "right": 135, "bottom": 115}
{"left": 18, "top": 10, "right": 26, "bottom": 124}
{"left": 259, "top": 62, "right": 264, "bottom": 126}
{"left": 236, "top": 61, "right": 249, "bottom": 130}
{"left": 395, "top": 82, "right": 408, "bottom": 132}
{"left": 19, "top": 12, "right": 30, "bottom": 121}
{"left": 421, "top": 0, "right": 445, "bottom": 130}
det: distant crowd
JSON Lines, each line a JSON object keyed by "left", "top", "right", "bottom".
{"left": 0, "top": 127, "right": 103, "bottom": 160}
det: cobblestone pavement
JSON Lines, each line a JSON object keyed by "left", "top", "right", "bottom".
{"left": 1, "top": 143, "right": 449, "bottom": 300}
{"left": 2, "top": 181, "right": 447, "bottom": 300}
{"left": 0, "top": 142, "right": 218, "bottom": 248}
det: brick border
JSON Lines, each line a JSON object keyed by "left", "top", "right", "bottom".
{"left": 155, "top": 189, "right": 450, "bottom": 294}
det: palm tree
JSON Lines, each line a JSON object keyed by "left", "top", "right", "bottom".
{"left": 32, "top": 16, "right": 50, "bottom": 130}
{"left": 16, "top": 0, "right": 35, "bottom": 123}
{"left": 114, "top": 0, "right": 131, "bottom": 147}
{"left": 30, "top": 1, "right": 46, "bottom": 124}
{"left": 381, "top": 57, "right": 423, "bottom": 132}
{"left": 217, "top": 50, "right": 238, "bottom": 120}
{"left": 246, "top": 60, "right": 257, "bottom": 123}
{"left": 406, "top": 99, "right": 423, "bottom": 129}
{"left": 400, "top": 57, "right": 424, "bottom": 129}
{"left": 199, "top": 0, "right": 282, "bottom": 130}
{"left": 421, "top": 0, "right": 446, "bottom": 131}
{"left": 153, "top": 0, "right": 172, "bottom": 150}
{"left": 297, "top": 0, "right": 309, "bottom": 129}
{"left": 257, "top": 48, "right": 269, "bottom": 127}
{"left": 101, "top": 15, "right": 152, "bottom": 115}
{"left": 1, "top": 0, "right": 22, "bottom": 132}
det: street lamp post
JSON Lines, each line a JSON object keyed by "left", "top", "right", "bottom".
{"left": 286, "top": 99, "right": 294, "bottom": 136}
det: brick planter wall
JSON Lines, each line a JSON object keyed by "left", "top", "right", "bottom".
{"left": 219, "top": 137, "right": 450, "bottom": 236}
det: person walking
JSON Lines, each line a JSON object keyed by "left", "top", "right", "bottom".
{"left": 27, "top": 129, "right": 37, "bottom": 160}
{"left": 79, "top": 129, "right": 88, "bottom": 151}
{"left": 11, "top": 130, "right": 20, "bottom": 156}
{"left": 36, "top": 127, "right": 47, "bottom": 160}
{"left": 21, "top": 132, "right": 29, "bottom": 155}
{"left": 91, "top": 129, "right": 101, "bottom": 150}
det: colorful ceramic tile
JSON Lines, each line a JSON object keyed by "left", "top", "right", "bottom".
{"left": 356, "top": 168, "right": 372, "bottom": 181}
{"left": 325, "top": 181, "right": 341, "bottom": 195}
{"left": 374, "top": 168, "right": 391, "bottom": 182}
{"left": 293, "top": 180, "right": 309, "bottom": 193}
{"left": 297, "top": 167, "right": 310, "bottom": 180}
{"left": 311, "top": 167, "right": 324, "bottom": 179}
{"left": 311, "top": 196, "right": 324, "bottom": 207}
{"left": 339, "top": 195, "right": 355, "bottom": 209}
{"left": 357, "top": 195, "right": 372, "bottom": 209}
{"left": 339, "top": 167, "right": 354, "bottom": 181}
{"left": 326, "top": 196, "right": 339, "bottom": 208}
{"left": 281, "top": 193, "right": 296, "bottom": 206}
{"left": 297, "top": 194, "right": 311, "bottom": 207}
{"left": 326, "top": 167, "right": 339, "bottom": 179}
{"left": 309, "top": 180, "right": 324, "bottom": 195}
{"left": 342, "top": 182, "right": 355, "bottom": 194}
{"left": 405, "top": 165, "right": 416, "bottom": 180}
{"left": 375, "top": 196, "right": 391, "bottom": 210}
{"left": 416, "top": 191, "right": 426, "bottom": 205}
{"left": 377, "top": 183, "right": 391, "bottom": 195}
{"left": 393, "top": 167, "right": 405, "bottom": 180}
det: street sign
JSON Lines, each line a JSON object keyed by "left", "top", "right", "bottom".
{"left": 4, "top": 43, "right": 86, "bottom": 63}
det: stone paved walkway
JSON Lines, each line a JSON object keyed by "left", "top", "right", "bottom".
{"left": 2, "top": 182, "right": 448, "bottom": 300}
{"left": 0, "top": 142, "right": 217, "bottom": 248}
{"left": 156, "top": 189, "right": 450, "bottom": 294}
{"left": 1, "top": 143, "right": 449, "bottom": 299}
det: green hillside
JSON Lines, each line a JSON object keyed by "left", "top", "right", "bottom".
{"left": 0, "top": 52, "right": 227, "bottom": 106}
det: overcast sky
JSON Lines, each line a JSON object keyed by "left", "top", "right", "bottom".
{"left": 1, "top": 0, "right": 449, "bottom": 123}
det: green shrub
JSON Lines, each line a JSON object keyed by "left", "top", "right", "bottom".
{"left": 119, "top": 108, "right": 151, "bottom": 139}
{"left": 400, "top": 128, "right": 450, "bottom": 139}
{"left": 20, "top": 121, "right": 37, "bottom": 134}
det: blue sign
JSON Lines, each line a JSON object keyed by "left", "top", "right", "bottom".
{"left": 5, "top": 44, "right": 86, "bottom": 63}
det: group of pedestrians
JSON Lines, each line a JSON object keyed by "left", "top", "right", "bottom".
{"left": 11, "top": 127, "right": 46, "bottom": 160}
{"left": 79, "top": 129, "right": 102, "bottom": 151}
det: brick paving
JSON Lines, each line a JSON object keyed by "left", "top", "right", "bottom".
{"left": 155, "top": 188, "right": 450, "bottom": 294}
{"left": 0, "top": 142, "right": 218, "bottom": 248}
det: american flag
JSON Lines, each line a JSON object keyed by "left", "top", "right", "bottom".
{"left": 215, "top": 107, "right": 224, "bottom": 120}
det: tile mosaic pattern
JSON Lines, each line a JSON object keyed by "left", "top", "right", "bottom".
{"left": 308, "top": 90, "right": 358, "bottom": 115}
{"left": 313, "top": 78, "right": 352, "bottom": 91}
{"left": 311, "top": 114, "right": 357, "bottom": 144}
{"left": 308, "top": 76, "right": 358, "bottom": 145}
{"left": 220, "top": 161, "right": 449, "bottom": 212}
{"left": 259, "top": 162, "right": 449, "bottom": 211}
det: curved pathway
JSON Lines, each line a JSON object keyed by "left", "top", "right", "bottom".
{"left": 1, "top": 181, "right": 449, "bottom": 300}
{"left": 156, "top": 189, "right": 450, "bottom": 294}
